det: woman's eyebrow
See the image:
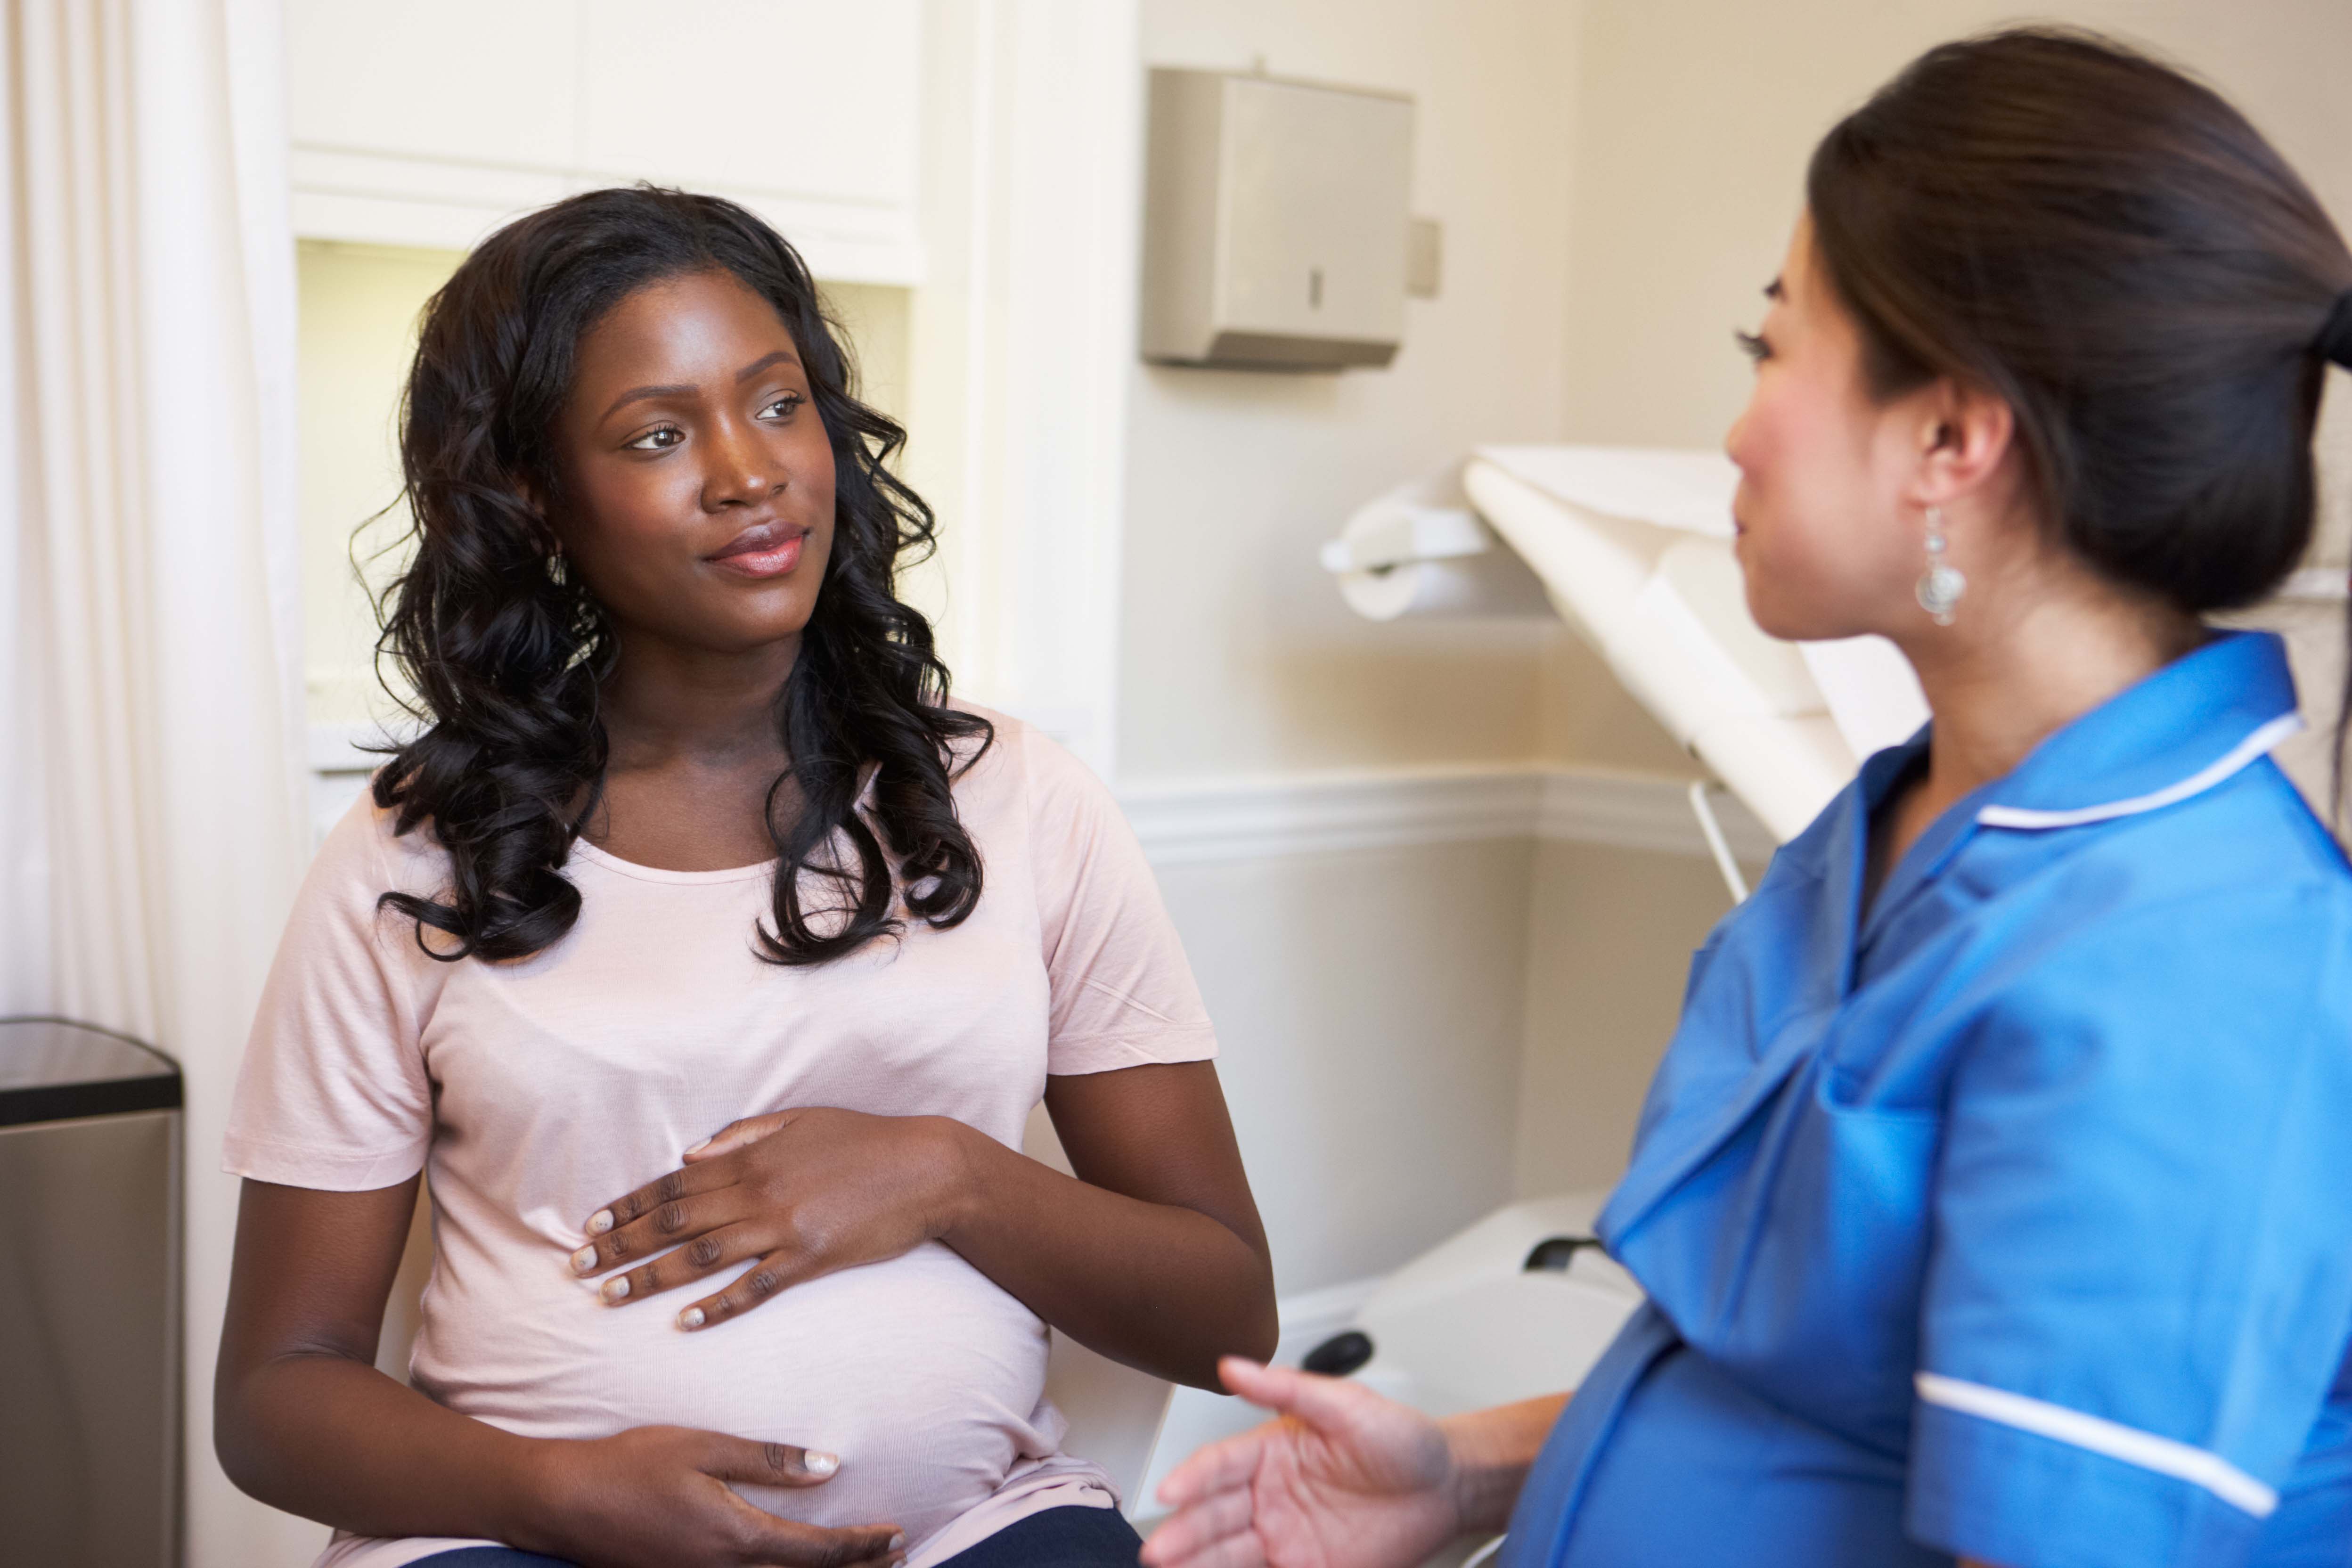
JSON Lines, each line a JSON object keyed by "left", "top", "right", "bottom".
{"left": 597, "top": 351, "right": 801, "bottom": 423}
{"left": 735, "top": 349, "right": 799, "bottom": 383}
{"left": 599, "top": 382, "right": 694, "bottom": 422}
{"left": 1764, "top": 278, "right": 1785, "bottom": 301}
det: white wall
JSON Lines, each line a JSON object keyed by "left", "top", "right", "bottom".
{"left": 900, "top": 0, "right": 1141, "bottom": 772}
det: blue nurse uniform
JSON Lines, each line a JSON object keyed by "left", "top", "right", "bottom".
{"left": 1498, "top": 630, "right": 2352, "bottom": 1568}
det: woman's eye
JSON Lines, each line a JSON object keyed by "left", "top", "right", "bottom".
{"left": 626, "top": 426, "right": 684, "bottom": 451}
{"left": 1734, "top": 329, "right": 1772, "bottom": 365}
{"left": 759, "top": 393, "right": 806, "bottom": 421}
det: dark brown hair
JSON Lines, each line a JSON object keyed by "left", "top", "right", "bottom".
{"left": 1808, "top": 28, "right": 2352, "bottom": 621}
{"left": 373, "top": 187, "right": 991, "bottom": 966}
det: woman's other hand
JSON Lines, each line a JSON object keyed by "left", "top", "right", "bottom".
{"left": 1140, "top": 1358, "right": 1464, "bottom": 1568}
{"left": 570, "top": 1108, "right": 964, "bottom": 1329}
{"left": 518, "top": 1424, "right": 904, "bottom": 1568}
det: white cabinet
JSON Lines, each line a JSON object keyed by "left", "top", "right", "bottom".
{"left": 285, "top": 0, "right": 923, "bottom": 283}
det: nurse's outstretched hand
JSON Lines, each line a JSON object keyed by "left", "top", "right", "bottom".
{"left": 1140, "top": 1356, "right": 1461, "bottom": 1568}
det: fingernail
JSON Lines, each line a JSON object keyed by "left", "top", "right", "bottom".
{"left": 678, "top": 1306, "right": 705, "bottom": 1330}
{"left": 570, "top": 1246, "right": 597, "bottom": 1274}
{"left": 587, "top": 1209, "right": 614, "bottom": 1235}
{"left": 889, "top": 1535, "right": 906, "bottom": 1552}
{"left": 601, "top": 1276, "right": 630, "bottom": 1302}
{"left": 804, "top": 1449, "right": 838, "bottom": 1476}
{"left": 685, "top": 1137, "right": 711, "bottom": 1156}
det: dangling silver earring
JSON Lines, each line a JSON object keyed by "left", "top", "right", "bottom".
{"left": 1916, "top": 506, "right": 1965, "bottom": 625}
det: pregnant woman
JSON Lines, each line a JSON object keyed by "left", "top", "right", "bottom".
{"left": 215, "top": 187, "right": 1276, "bottom": 1568}
{"left": 1145, "top": 29, "right": 2352, "bottom": 1568}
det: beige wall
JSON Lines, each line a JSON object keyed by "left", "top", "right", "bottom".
{"left": 1557, "top": 0, "right": 2352, "bottom": 491}
{"left": 1156, "top": 839, "right": 1536, "bottom": 1291}
{"left": 826, "top": 282, "right": 915, "bottom": 430}
{"left": 1514, "top": 841, "right": 1735, "bottom": 1197}
{"left": 294, "top": 241, "right": 462, "bottom": 732}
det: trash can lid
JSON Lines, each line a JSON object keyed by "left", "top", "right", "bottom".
{"left": 0, "top": 1017, "right": 182, "bottom": 1128}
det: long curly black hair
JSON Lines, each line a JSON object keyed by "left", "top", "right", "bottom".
{"left": 371, "top": 186, "right": 990, "bottom": 965}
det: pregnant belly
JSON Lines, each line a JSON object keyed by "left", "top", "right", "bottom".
{"left": 408, "top": 1240, "right": 1056, "bottom": 1547}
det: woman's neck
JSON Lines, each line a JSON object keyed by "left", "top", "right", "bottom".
{"left": 578, "top": 629, "right": 803, "bottom": 870}
{"left": 599, "top": 628, "right": 800, "bottom": 769}
{"left": 1873, "top": 548, "right": 2201, "bottom": 881}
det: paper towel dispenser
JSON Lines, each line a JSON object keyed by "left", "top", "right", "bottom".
{"left": 1140, "top": 67, "right": 1413, "bottom": 371}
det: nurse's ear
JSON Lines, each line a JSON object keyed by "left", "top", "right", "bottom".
{"left": 1906, "top": 379, "right": 2023, "bottom": 525}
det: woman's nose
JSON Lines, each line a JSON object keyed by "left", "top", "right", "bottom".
{"left": 702, "top": 418, "right": 783, "bottom": 508}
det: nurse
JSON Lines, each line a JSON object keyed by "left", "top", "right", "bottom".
{"left": 1143, "top": 28, "right": 2352, "bottom": 1568}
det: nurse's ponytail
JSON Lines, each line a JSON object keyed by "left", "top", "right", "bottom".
{"left": 1805, "top": 25, "right": 2352, "bottom": 802}
{"left": 2321, "top": 294, "right": 2352, "bottom": 376}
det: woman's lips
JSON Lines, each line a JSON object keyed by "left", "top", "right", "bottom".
{"left": 707, "top": 524, "right": 808, "bottom": 580}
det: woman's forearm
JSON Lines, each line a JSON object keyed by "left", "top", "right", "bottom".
{"left": 216, "top": 1179, "right": 554, "bottom": 1546}
{"left": 938, "top": 1120, "right": 1277, "bottom": 1389}
{"left": 218, "top": 1349, "right": 549, "bottom": 1546}
{"left": 1444, "top": 1393, "right": 1571, "bottom": 1534}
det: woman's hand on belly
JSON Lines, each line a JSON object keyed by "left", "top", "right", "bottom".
{"left": 214, "top": 1179, "right": 915, "bottom": 1567}
{"left": 570, "top": 1107, "right": 961, "bottom": 1330}
{"left": 568, "top": 1063, "right": 1277, "bottom": 1391}
{"left": 517, "top": 1423, "right": 906, "bottom": 1568}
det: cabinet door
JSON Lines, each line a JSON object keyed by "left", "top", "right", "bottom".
{"left": 575, "top": 0, "right": 919, "bottom": 212}
{"left": 285, "top": 0, "right": 922, "bottom": 281}
{"left": 285, "top": 0, "right": 579, "bottom": 170}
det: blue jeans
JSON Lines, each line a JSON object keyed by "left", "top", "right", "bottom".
{"left": 412, "top": 1503, "right": 1144, "bottom": 1567}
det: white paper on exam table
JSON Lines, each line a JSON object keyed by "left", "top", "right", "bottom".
{"left": 1468, "top": 444, "right": 1930, "bottom": 769}
{"left": 1473, "top": 444, "right": 1741, "bottom": 537}
{"left": 1321, "top": 460, "right": 1554, "bottom": 621}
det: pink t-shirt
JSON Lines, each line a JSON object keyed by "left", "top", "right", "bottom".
{"left": 224, "top": 710, "right": 1217, "bottom": 1568}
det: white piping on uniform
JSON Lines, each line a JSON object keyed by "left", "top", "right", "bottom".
{"left": 1976, "top": 713, "right": 2303, "bottom": 831}
{"left": 1914, "top": 1372, "right": 2278, "bottom": 1517}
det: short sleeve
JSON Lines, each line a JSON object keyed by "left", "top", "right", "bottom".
{"left": 221, "top": 795, "right": 441, "bottom": 1190}
{"left": 1907, "top": 887, "right": 2352, "bottom": 1568}
{"left": 1018, "top": 729, "right": 1218, "bottom": 1075}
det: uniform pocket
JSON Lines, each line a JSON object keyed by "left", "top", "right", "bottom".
{"left": 1710, "top": 1075, "right": 1944, "bottom": 1454}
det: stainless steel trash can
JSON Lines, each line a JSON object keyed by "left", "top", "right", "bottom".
{"left": 0, "top": 1017, "right": 183, "bottom": 1568}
